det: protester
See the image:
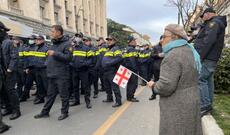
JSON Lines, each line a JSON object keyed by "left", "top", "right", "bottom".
{"left": 147, "top": 24, "right": 202, "bottom": 135}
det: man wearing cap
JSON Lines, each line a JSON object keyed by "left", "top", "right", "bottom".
{"left": 194, "top": 7, "right": 227, "bottom": 116}
{"left": 20, "top": 35, "right": 37, "bottom": 102}
{"left": 138, "top": 44, "right": 151, "bottom": 86}
{"left": 0, "top": 21, "right": 11, "bottom": 133}
{"left": 123, "top": 36, "right": 139, "bottom": 102}
{"left": 95, "top": 37, "right": 108, "bottom": 92}
{"left": 102, "top": 34, "right": 123, "bottom": 107}
{"left": 70, "top": 36, "right": 93, "bottom": 109}
{"left": 33, "top": 35, "right": 49, "bottom": 104}
{"left": 84, "top": 37, "right": 99, "bottom": 98}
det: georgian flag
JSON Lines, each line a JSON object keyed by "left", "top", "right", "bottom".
{"left": 113, "top": 65, "right": 132, "bottom": 88}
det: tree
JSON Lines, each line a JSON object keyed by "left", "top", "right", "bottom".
{"left": 166, "top": 0, "right": 200, "bottom": 30}
{"left": 107, "top": 19, "right": 131, "bottom": 48}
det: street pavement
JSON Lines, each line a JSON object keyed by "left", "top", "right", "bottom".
{"left": 3, "top": 86, "right": 159, "bottom": 135}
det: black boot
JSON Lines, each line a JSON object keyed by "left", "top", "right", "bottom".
{"left": 0, "top": 123, "right": 11, "bottom": 134}
{"left": 9, "top": 111, "right": 21, "bottom": 120}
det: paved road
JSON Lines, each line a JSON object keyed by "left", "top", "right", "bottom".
{"left": 3, "top": 86, "right": 159, "bottom": 135}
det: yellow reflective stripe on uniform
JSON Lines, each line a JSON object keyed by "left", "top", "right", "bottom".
{"left": 33, "top": 52, "right": 47, "bottom": 57}
{"left": 122, "top": 52, "right": 138, "bottom": 58}
{"left": 138, "top": 52, "right": 151, "bottom": 58}
{"left": 87, "top": 50, "right": 95, "bottom": 57}
{"left": 95, "top": 51, "right": 100, "bottom": 56}
{"left": 104, "top": 51, "right": 114, "bottom": 57}
{"left": 19, "top": 52, "right": 24, "bottom": 57}
{"left": 73, "top": 51, "right": 87, "bottom": 57}
{"left": 99, "top": 48, "right": 107, "bottom": 53}
{"left": 114, "top": 50, "right": 122, "bottom": 56}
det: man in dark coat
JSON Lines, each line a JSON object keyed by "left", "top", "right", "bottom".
{"left": 34, "top": 25, "right": 72, "bottom": 121}
{"left": 0, "top": 21, "right": 11, "bottom": 133}
{"left": 194, "top": 7, "right": 227, "bottom": 116}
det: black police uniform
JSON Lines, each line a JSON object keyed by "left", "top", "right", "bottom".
{"left": 2, "top": 38, "right": 21, "bottom": 119}
{"left": 194, "top": 16, "right": 227, "bottom": 62}
{"left": 122, "top": 45, "right": 139, "bottom": 100}
{"left": 20, "top": 43, "right": 37, "bottom": 101}
{"left": 40, "top": 36, "right": 72, "bottom": 115}
{"left": 71, "top": 42, "right": 93, "bottom": 107}
{"left": 0, "top": 35, "right": 10, "bottom": 134}
{"left": 33, "top": 43, "right": 49, "bottom": 103}
{"left": 102, "top": 44, "right": 123, "bottom": 106}
{"left": 138, "top": 49, "right": 151, "bottom": 85}
{"left": 88, "top": 44, "right": 99, "bottom": 97}
{"left": 95, "top": 44, "right": 108, "bottom": 92}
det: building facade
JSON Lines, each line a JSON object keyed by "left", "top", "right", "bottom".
{"left": 0, "top": 0, "right": 107, "bottom": 38}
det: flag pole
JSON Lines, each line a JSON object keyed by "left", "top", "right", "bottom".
{"left": 130, "top": 71, "right": 148, "bottom": 83}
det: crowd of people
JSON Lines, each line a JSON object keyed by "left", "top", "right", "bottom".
{"left": 0, "top": 7, "right": 227, "bottom": 135}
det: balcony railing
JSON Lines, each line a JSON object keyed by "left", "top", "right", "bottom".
{"left": 9, "top": 6, "right": 24, "bottom": 15}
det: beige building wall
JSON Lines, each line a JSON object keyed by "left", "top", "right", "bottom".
{"left": 0, "top": 0, "right": 107, "bottom": 38}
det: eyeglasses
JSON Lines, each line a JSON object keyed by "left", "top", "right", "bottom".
{"left": 107, "top": 39, "right": 113, "bottom": 41}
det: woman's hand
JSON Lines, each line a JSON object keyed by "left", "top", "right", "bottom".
{"left": 147, "top": 81, "right": 155, "bottom": 88}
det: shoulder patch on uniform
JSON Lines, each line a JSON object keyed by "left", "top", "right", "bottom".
{"left": 69, "top": 47, "right": 73, "bottom": 52}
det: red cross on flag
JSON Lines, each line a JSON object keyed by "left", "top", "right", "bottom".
{"left": 113, "top": 65, "right": 132, "bottom": 88}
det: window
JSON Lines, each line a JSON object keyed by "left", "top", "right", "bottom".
{"left": 66, "top": 16, "right": 69, "bottom": 26}
{"left": 65, "top": 0, "right": 68, "bottom": 10}
{"left": 54, "top": 12, "right": 59, "bottom": 22}
{"left": 40, "top": 6, "right": 45, "bottom": 18}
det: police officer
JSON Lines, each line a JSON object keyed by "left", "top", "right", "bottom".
{"left": 194, "top": 7, "right": 227, "bottom": 116}
{"left": 123, "top": 36, "right": 139, "bottom": 102}
{"left": 95, "top": 37, "right": 108, "bottom": 92}
{"left": 85, "top": 37, "right": 99, "bottom": 98}
{"left": 138, "top": 44, "right": 151, "bottom": 86}
{"left": 34, "top": 25, "right": 72, "bottom": 120}
{"left": 20, "top": 35, "right": 37, "bottom": 101}
{"left": 70, "top": 36, "right": 93, "bottom": 109}
{"left": 2, "top": 35, "right": 21, "bottom": 120}
{"left": 33, "top": 35, "right": 48, "bottom": 104}
{"left": 149, "top": 36, "right": 164, "bottom": 100}
{"left": 102, "top": 35, "right": 123, "bottom": 108}
{"left": 0, "top": 21, "right": 11, "bottom": 133}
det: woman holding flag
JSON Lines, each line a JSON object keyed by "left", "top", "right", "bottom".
{"left": 147, "top": 24, "right": 202, "bottom": 135}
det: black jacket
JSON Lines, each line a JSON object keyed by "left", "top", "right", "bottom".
{"left": 123, "top": 45, "right": 138, "bottom": 72}
{"left": 152, "top": 44, "right": 163, "bottom": 71}
{"left": 95, "top": 44, "right": 108, "bottom": 70}
{"left": 71, "top": 43, "right": 93, "bottom": 71}
{"left": 102, "top": 44, "right": 123, "bottom": 72}
{"left": 33, "top": 43, "right": 49, "bottom": 68}
{"left": 194, "top": 16, "right": 227, "bottom": 62}
{"left": 46, "top": 36, "right": 72, "bottom": 79}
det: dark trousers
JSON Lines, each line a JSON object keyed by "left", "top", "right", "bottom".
{"left": 139, "top": 64, "right": 148, "bottom": 84}
{"left": 89, "top": 68, "right": 99, "bottom": 95}
{"left": 104, "top": 71, "right": 122, "bottom": 104}
{"left": 98, "top": 69, "right": 105, "bottom": 91}
{"left": 148, "top": 61, "right": 154, "bottom": 81}
{"left": 127, "top": 74, "right": 138, "bottom": 99}
{"left": 72, "top": 70, "right": 91, "bottom": 104}
{"left": 35, "top": 68, "right": 48, "bottom": 100}
{"left": 21, "top": 69, "right": 36, "bottom": 98}
{"left": 5, "top": 72, "right": 20, "bottom": 112}
{"left": 16, "top": 69, "right": 25, "bottom": 98}
{"left": 152, "top": 69, "right": 160, "bottom": 95}
{"left": 41, "top": 78, "right": 70, "bottom": 115}
{"left": 0, "top": 75, "right": 8, "bottom": 129}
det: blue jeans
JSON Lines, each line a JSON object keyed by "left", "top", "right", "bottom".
{"left": 199, "top": 60, "right": 217, "bottom": 110}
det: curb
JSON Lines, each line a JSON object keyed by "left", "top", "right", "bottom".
{"left": 202, "top": 114, "right": 224, "bottom": 135}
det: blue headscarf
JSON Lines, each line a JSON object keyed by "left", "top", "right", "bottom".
{"left": 163, "top": 39, "right": 202, "bottom": 73}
